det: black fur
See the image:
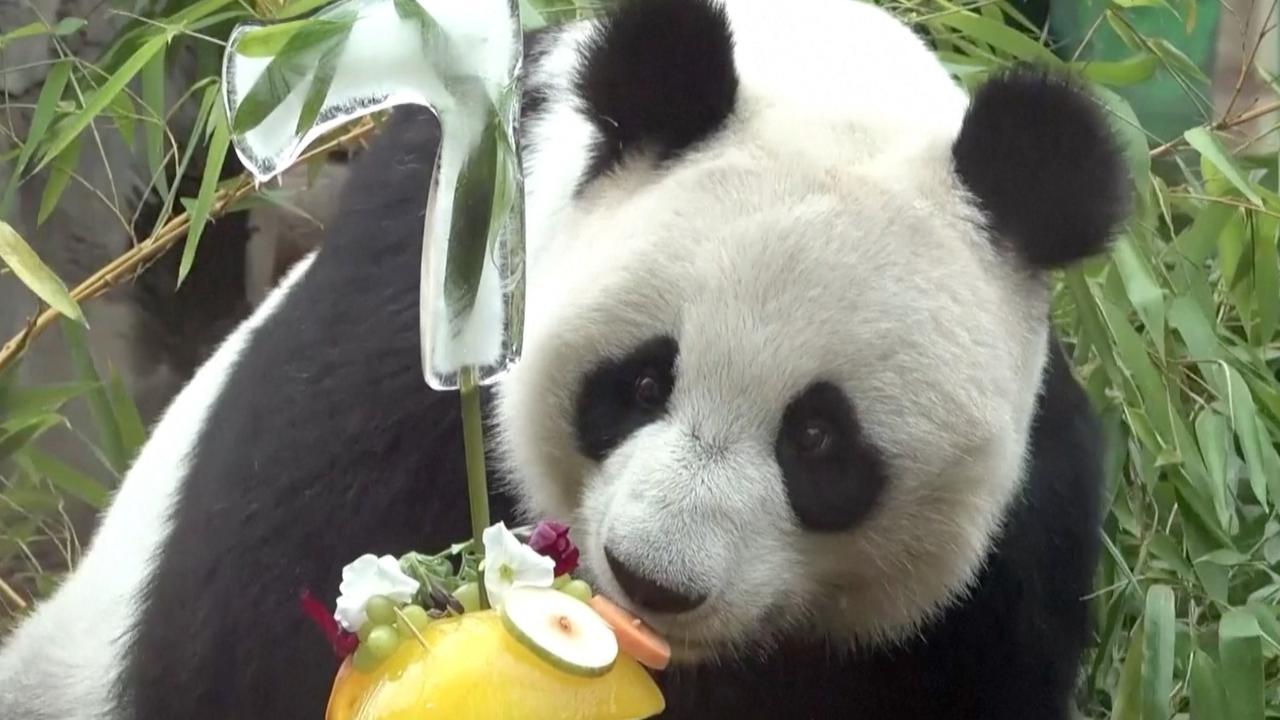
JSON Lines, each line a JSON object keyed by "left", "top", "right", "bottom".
{"left": 577, "top": 0, "right": 738, "bottom": 186}
{"left": 519, "top": 24, "right": 559, "bottom": 120}
{"left": 776, "top": 382, "right": 888, "bottom": 532}
{"left": 116, "top": 107, "right": 517, "bottom": 720}
{"left": 953, "top": 66, "right": 1129, "bottom": 269}
{"left": 120, "top": 104, "right": 1104, "bottom": 720}
{"left": 574, "top": 335, "right": 678, "bottom": 461}
{"left": 117, "top": 34, "right": 571, "bottom": 715}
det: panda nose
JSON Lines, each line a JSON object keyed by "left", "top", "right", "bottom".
{"left": 604, "top": 546, "right": 707, "bottom": 614}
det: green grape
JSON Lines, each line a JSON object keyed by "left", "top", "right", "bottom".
{"left": 351, "top": 644, "right": 381, "bottom": 673}
{"left": 552, "top": 574, "right": 572, "bottom": 590}
{"left": 452, "top": 582, "right": 481, "bottom": 613}
{"left": 560, "top": 579, "right": 592, "bottom": 604}
{"left": 359, "top": 622, "right": 392, "bottom": 647}
{"left": 396, "top": 604, "right": 432, "bottom": 638}
{"left": 365, "top": 595, "right": 398, "bottom": 626}
{"left": 365, "top": 625, "right": 400, "bottom": 660}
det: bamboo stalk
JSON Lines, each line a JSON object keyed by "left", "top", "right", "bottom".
{"left": 0, "top": 575, "right": 28, "bottom": 611}
{"left": 458, "top": 365, "right": 491, "bottom": 610}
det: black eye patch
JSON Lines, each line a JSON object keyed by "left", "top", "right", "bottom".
{"left": 574, "top": 336, "right": 679, "bottom": 461}
{"left": 776, "top": 382, "right": 887, "bottom": 532}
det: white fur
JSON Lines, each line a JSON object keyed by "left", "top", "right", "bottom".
{"left": 497, "top": 0, "right": 1053, "bottom": 659}
{"left": 0, "top": 254, "right": 317, "bottom": 720}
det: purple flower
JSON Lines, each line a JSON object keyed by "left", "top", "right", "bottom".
{"left": 527, "top": 521, "right": 580, "bottom": 576}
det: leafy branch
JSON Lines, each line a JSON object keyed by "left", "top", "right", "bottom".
{"left": 0, "top": 116, "right": 377, "bottom": 375}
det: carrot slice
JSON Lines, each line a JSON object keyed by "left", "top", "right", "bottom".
{"left": 588, "top": 595, "right": 671, "bottom": 671}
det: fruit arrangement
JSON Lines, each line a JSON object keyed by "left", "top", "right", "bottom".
{"left": 304, "top": 521, "right": 670, "bottom": 720}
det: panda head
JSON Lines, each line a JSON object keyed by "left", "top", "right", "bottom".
{"left": 496, "top": 0, "right": 1127, "bottom": 661}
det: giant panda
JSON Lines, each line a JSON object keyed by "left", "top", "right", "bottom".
{"left": 0, "top": 0, "right": 1128, "bottom": 717}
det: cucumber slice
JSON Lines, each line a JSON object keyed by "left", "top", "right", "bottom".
{"left": 500, "top": 586, "right": 618, "bottom": 678}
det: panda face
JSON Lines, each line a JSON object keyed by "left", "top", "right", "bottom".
{"left": 495, "top": 129, "right": 1054, "bottom": 658}
{"left": 496, "top": 0, "right": 1125, "bottom": 663}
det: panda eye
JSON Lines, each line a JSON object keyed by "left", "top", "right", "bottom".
{"left": 576, "top": 336, "right": 679, "bottom": 461}
{"left": 797, "top": 419, "right": 832, "bottom": 457}
{"left": 776, "top": 382, "right": 889, "bottom": 533}
{"left": 633, "top": 368, "right": 669, "bottom": 409}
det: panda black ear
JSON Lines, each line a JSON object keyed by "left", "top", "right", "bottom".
{"left": 952, "top": 66, "right": 1130, "bottom": 270}
{"left": 576, "top": 0, "right": 739, "bottom": 185}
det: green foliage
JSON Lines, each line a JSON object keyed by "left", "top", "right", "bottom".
{"left": 0, "top": 0, "right": 1277, "bottom": 715}
{"left": 0, "top": 221, "right": 84, "bottom": 326}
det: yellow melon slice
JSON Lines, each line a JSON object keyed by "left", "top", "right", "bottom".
{"left": 326, "top": 609, "right": 665, "bottom": 720}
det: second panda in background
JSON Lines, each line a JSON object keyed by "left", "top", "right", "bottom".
{"left": 0, "top": 0, "right": 1129, "bottom": 718}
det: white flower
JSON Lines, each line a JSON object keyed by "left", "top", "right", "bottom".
{"left": 333, "top": 554, "right": 421, "bottom": 632}
{"left": 482, "top": 522, "right": 554, "bottom": 607}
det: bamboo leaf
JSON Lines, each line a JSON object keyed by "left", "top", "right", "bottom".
{"left": 52, "top": 17, "right": 87, "bottom": 36}
{"left": 235, "top": 17, "right": 350, "bottom": 58}
{"left": 1220, "top": 610, "right": 1265, "bottom": 720}
{"left": 1189, "top": 652, "right": 1227, "bottom": 720}
{"left": 1193, "top": 410, "right": 1232, "bottom": 527}
{"left": 0, "top": 22, "right": 51, "bottom": 48}
{"left": 443, "top": 100, "right": 501, "bottom": 326}
{"left": 1148, "top": 37, "right": 1210, "bottom": 83}
{"left": 0, "top": 382, "right": 95, "bottom": 427}
{"left": 0, "top": 221, "right": 86, "bottom": 326}
{"left": 107, "top": 87, "right": 139, "bottom": 152}
{"left": 168, "top": 0, "right": 239, "bottom": 28}
{"left": 23, "top": 449, "right": 109, "bottom": 508}
{"left": 105, "top": 366, "right": 147, "bottom": 459}
{"left": 37, "top": 134, "right": 83, "bottom": 226}
{"left": 1224, "top": 366, "right": 1270, "bottom": 509}
{"left": 59, "top": 318, "right": 127, "bottom": 475}
{"left": 229, "top": 15, "right": 357, "bottom": 137}
{"left": 0, "top": 416, "right": 63, "bottom": 462}
{"left": 230, "top": 55, "right": 306, "bottom": 135}
{"left": 34, "top": 35, "right": 168, "bottom": 175}
{"left": 1142, "top": 585, "right": 1176, "bottom": 720}
{"left": 179, "top": 104, "right": 231, "bottom": 288}
{"left": 1247, "top": 602, "right": 1280, "bottom": 652}
{"left": 1113, "top": 234, "right": 1165, "bottom": 355}
{"left": 519, "top": 0, "right": 548, "bottom": 31}
{"left": 1, "top": 59, "right": 72, "bottom": 218}
{"left": 932, "top": 11, "right": 1059, "bottom": 64}
{"left": 1184, "top": 127, "right": 1264, "bottom": 206}
{"left": 1092, "top": 86, "right": 1151, "bottom": 207}
{"left": 277, "top": 0, "right": 338, "bottom": 18}
{"left": 394, "top": 0, "right": 424, "bottom": 20}
{"left": 1112, "top": 623, "right": 1145, "bottom": 720}
{"left": 294, "top": 24, "right": 351, "bottom": 135}
{"left": 1255, "top": 220, "right": 1279, "bottom": 343}
{"left": 142, "top": 44, "right": 170, "bottom": 198}
{"left": 141, "top": 81, "right": 219, "bottom": 241}
{"left": 1076, "top": 53, "right": 1159, "bottom": 87}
